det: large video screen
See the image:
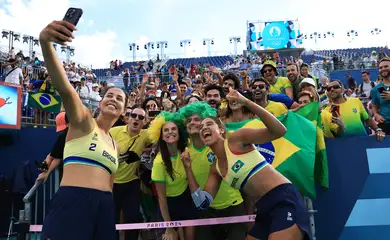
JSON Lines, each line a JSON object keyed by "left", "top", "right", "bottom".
{"left": 0, "top": 82, "right": 22, "bottom": 129}
{"left": 247, "top": 20, "right": 302, "bottom": 51}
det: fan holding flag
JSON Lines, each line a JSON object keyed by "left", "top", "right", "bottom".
{"left": 181, "top": 88, "right": 311, "bottom": 240}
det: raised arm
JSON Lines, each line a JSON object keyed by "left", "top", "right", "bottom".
{"left": 181, "top": 148, "right": 220, "bottom": 209}
{"left": 39, "top": 21, "right": 92, "bottom": 131}
{"left": 227, "top": 88, "right": 287, "bottom": 145}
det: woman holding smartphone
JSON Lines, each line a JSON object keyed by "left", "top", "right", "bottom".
{"left": 39, "top": 19, "right": 127, "bottom": 240}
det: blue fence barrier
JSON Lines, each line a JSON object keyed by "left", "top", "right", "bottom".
{"left": 315, "top": 136, "right": 390, "bottom": 240}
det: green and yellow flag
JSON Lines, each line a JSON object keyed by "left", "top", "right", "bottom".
{"left": 27, "top": 92, "right": 62, "bottom": 113}
{"left": 225, "top": 111, "right": 317, "bottom": 198}
{"left": 295, "top": 101, "right": 329, "bottom": 190}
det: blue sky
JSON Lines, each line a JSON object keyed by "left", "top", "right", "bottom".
{"left": 0, "top": 0, "right": 389, "bottom": 68}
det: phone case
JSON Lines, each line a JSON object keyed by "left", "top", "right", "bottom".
{"left": 63, "top": 8, "right": 83, "bottom": 26}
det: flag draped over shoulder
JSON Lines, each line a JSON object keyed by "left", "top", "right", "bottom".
{"left": 27, "top": 92, "right": 62, "bottom": 113}
{"left": 295, "top": 101, "right": 329, "bottom": 190}
{"left": 225, "top": 111, "right": 317, "bottom": 199}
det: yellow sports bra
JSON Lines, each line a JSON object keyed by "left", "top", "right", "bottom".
{"left": 63, "top": 120, "right": 118, "bottom": 175}
{"left": 216, "top": 139, "right": 268, "bottom": 190}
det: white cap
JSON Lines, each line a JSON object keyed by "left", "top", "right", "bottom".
{"left": 107, "top": 83, "right": 115, "bottom": 87}
{"left": 299, "top": 78, "right": 316, "bottom": 88}
{"left": 92, "top": 83, "right": 99, "bottom": 88}
{"left": 156, "top": 89, "right": 162, "bottom": 97}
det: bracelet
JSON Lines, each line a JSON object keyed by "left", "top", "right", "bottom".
{"left": 376, "top": 128, "right": 383, "bottom": 132}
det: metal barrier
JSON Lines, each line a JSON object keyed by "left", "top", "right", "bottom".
{"left": 8, "top": 169, "right": 59, "bottom": 240}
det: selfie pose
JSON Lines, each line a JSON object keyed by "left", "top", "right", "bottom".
{"left": 181, "top": 88, "right": 311, "bottom": 240}
{"left": 39, "top": 10, "right": 126, "bottom": 240}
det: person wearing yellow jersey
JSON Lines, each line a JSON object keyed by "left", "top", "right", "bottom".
{"left": 39, "top": 20, "right": 126, "bottom": 240}
{"left": 261, "top": 60, "right": 293, "bottom": 99}
{"left": 297, "top": 91, "right": 345, "bottom": 138}
{"left": 181, "top": 88, "right": 311, "bottom": 240}
{"left": 179, "top": 102, "right": 246, "bottom": 240}
{"left": 249, "top": 78, "right": 288, "bottom": 117}
{"left": 110, "top": 107, "right": 151, "bottom": 240}
{"left": 149, "top": 111, "right": 198, "bottom": 240}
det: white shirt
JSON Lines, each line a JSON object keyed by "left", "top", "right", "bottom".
{"left": 362, "top": 81, "right": 374, "bottom": 97}
{"left": 89, "top": 91, "right": 102, "bottom": 107}
{"left": 4, "top": 66, "right": 23, "bottom": 85}
{"left": 77, "top": 85, "right": 90, "bottom": 104}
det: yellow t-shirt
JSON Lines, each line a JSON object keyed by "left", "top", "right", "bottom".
{"left": 321, "top": 110, "right": 339, "bottom": 138}
{"left": 324, "top": 98, "right": 369, "bottom": 136}
{"left": 109, "top": 126, "right": 151, "bottom": 184}
{"left": 265, "top": 100, "right": 288, "bottom": 117}
{"left": 269, "top": 77, "right": 292, "bottom": 95}
{"left": 188, "top": 143, "right": 243, "bottom": 210}
{"left": 151, "top": 153, "right": 188, "bottom": 197}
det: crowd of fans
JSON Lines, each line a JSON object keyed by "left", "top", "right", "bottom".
{"left": 2, "top": 39, "right": 390, "bottom": 239}
{"left": 38, "top": 50, "right": 390, "bottom": 240}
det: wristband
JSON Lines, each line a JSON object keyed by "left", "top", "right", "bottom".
{"left": 376, "top": 128, "right": 383, "bottom": 132}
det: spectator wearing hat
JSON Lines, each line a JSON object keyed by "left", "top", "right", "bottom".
{"left": 36, "top": 112, "right": 69, "bottom": 183}
{"left": 89, "top": 83, "right": 102, "bottom": 112}
{"left": 299, "top": 78, "right": 320, "bottom": 102}
{"left": 261, "top": 60, "right": 293, "bottom": 99}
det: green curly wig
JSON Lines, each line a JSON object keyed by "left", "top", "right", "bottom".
{"left": 179, "top": 101, "right": 217, "bottom": 120}
{"left": 147, "top": 111, "right": 184, "bottom": 143}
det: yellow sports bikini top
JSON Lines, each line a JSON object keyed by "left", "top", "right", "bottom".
{"left": 216, "top": 139, "right": 268, "bottom": 190}
{"left": 63, "top": 120, "right": 118, "bottom": 175}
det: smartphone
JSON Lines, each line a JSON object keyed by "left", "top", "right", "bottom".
{"left": 149, "top": 110, "right": 161, "bottom": 117}
{"left": 331, "top": 105, "right": 340, "bottom": 117}
{"left": 378, "top": 87, "right": 385, "bottom": 94}
{"left": 63, "top": 8, "right": 83, "bottom": 27}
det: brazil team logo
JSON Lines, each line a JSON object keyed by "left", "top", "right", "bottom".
{"left": 231, "top": 160, "right": 245, "bottom": 173}
{"left": 207, "top": 152, "right": 216, "bottom": 164}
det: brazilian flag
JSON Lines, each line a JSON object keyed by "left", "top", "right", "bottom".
{"left": 27, "top": 92, "right": 62, "bottom": 113}
{"left": 225, "top": 112, "right": 317, "bottom": 198}
{"left": 295, "top": 101, "right": 329, "bottom": 190}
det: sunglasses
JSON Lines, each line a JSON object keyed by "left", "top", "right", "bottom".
{"left": 130, "top": 113, "right": 145, "bottom": 120}
{"left": 130, "top": 93, "right": 137, "bottom": 97}
{"left": 263, "top": 69, "right": 274, "bottom": 73}
{"left": 327, "top": 85, "right": 341, "bottom": 91}
{"left": 252, "top": 84, "right": 266, "bottom": 90}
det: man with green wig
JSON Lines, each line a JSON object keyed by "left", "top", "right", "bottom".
{"left": 179, "top": 101, "right": 247, "bottom": 240}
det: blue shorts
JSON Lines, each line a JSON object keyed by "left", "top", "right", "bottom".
{"left": 249, "top": 183, "right": 311, "bottom": 240}
{"left": 41, "top": 186, "right": 116, "bottom": 240}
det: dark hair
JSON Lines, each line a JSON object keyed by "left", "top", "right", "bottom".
{"left": 204, "top": 84, "right": 225, "bottom": 98}
{"left": 250, "top": 77, "right": 270, "bottom": 88}
{"left": 178, "top": 80, "right": 188, "bottom": 87}
{"left": 287, "top": 62, "right": 300, "bottom": 72}
{"left": 362, "top": 71, "right": 370, "bottom": 75}
{"left": 158, "top": 123, "right": 187, "bottom": 181}
{"left": 300, "top": 63, "right": 310, "bottom": 69}
{"left": 141, "top": 97, "right": 161, "bottom": 110}
{"left": 104, "top": 86, "right": 129, "bottom": 108}
{"left": 223, "top": 72, "right": 240, "bottom": 89}
{"left": 379, "top": 57, "right": 390, "bottom": 64}
{"left": 185, "top": 95, "right": 202, "bottom": 104}
{"left": 64, "top": 113, "right": 69, "bottom": 124}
